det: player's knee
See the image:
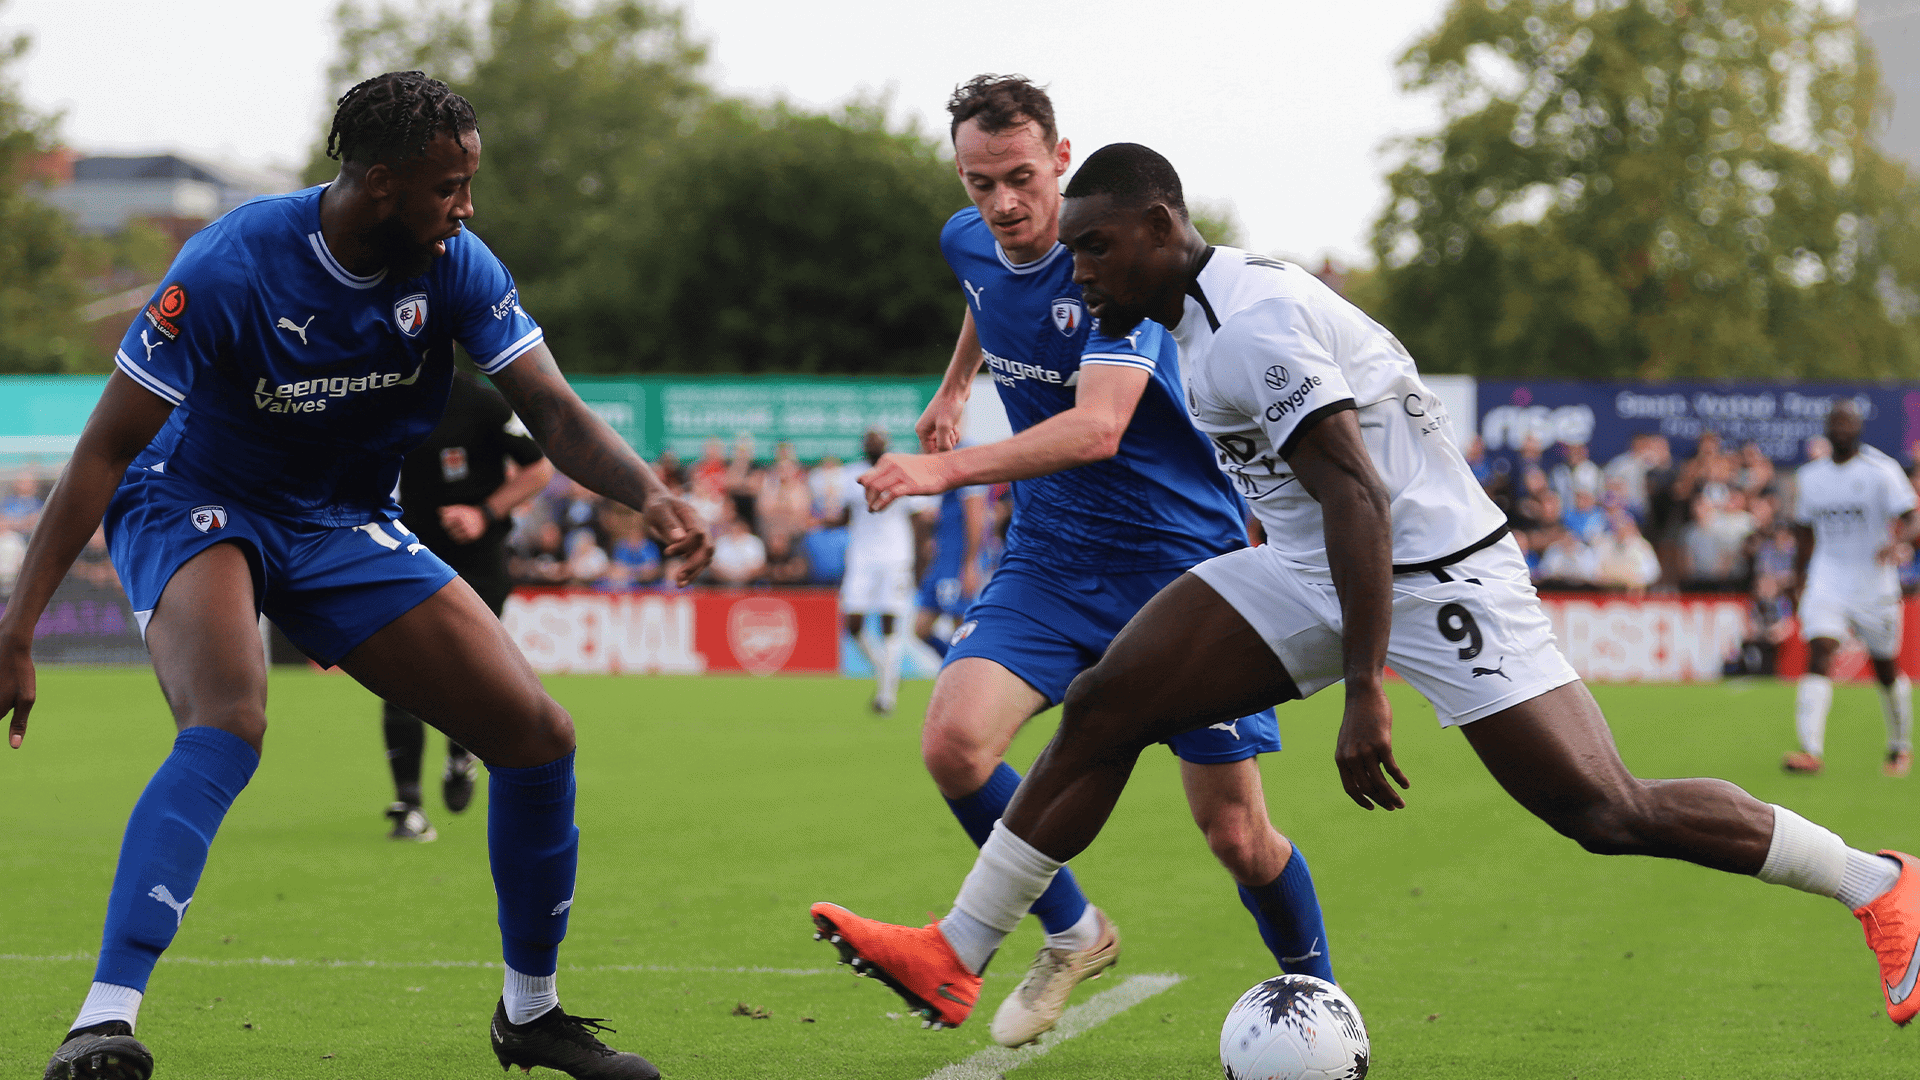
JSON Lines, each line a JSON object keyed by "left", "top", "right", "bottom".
{"left": 507, "top": 698, "right": 575, "bottom": 766}
{"left": 1200, "top": 813, "right": 1259, "bottom": 871}
{"left": 1060, "top": 667, "right": 1153, "bottom": 752}
{"left": 920, "top": 712, "right": 997, "bottom": 796}
{"left": 185, "top": 711, "right": 267, "bottom": 754}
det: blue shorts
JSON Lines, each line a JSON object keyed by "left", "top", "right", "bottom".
{"left": 107, "top": 469, "right": 457, "bottom": 667}
{"left": 945, "top": 558, "right": 1281, "bottom": 764}
{"left": 917, "top": 568, "right": 969, "bottom": 618}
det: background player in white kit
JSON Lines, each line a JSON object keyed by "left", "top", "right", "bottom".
{"left": 833, "top": 428, "right": 934, "bottom": 714}
{"left": 810, "top": 143, "right": 1920, "bottom": 1034}
{"left": 1785, "top": 401, "right": 1918, "bottom": 777}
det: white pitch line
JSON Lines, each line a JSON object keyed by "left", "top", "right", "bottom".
{"left": 0, "top": 953, "right": 837, "bottom": 976}
{"left": 919, "top": 973, "right": 1184, "bottom": 1080}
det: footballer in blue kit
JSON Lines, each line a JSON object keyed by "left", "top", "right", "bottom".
{"left": 818, "top": 76, "right": 1334, "bottom": 1045}
{"left": 2, "top": 73, "right": 708, "bottom": 1080}
{"left": 913, "top": 483, "right": 988, "bottom": 656}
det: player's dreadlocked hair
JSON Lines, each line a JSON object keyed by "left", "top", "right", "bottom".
{"left": 946, "top": 74, "right": 1057, "bottom": 146}
{"left": 325, "top": 71, "right": 477, "bottom": 169}
{"left": 1064, "top": 143, "right": 1188, "bottom": 220}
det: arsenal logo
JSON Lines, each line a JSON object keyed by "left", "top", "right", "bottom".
{"left": 189, "top": 505, "right": 228, "bottom": 533}
{"left": 1050, "top": 298, "right": 1083, "bottom": 337}
{"left": 393, "top": 293, "right": 429, "bottom": 338}
{"left": 727, "top": 597, "right": 797, "bottom": 675}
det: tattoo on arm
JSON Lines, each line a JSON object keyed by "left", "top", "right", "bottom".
{"left": 490, "top": 347, "right": 665, "bottom": 511}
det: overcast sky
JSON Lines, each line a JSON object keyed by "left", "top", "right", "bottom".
{"left": 3, "top": 0, "right": 1836, "bottom": 267}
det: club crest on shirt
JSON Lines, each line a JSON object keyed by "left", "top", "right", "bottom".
{"left": 440, "top": 446, "right": 470, "bottom": 482}
{"left": 394, "top": 293, "right": 429, "bottom": 338}
{"left": 1050, "top": 298, "right": 1084, "bottom": 337}
{"left": 189, "top": 505, "right": 228, "bottom": 533}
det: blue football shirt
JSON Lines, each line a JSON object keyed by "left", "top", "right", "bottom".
{"left": 939, "top": 207, "right": 1245, "bottom": 572}
{"left": 113, "top": 185, "right": 544, "bottom": 527}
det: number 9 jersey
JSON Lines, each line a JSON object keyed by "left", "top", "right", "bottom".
{"left": 1119, "top": 247, "right": 1578, "bottom": 727}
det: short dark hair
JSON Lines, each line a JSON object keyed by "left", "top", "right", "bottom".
{"left": 1064, "top": 143, "right": 1187, "bottom": 219}
{"left": 326, "top": 71, "right": 477, "bottom": 169}
{"left": 947, "top": 74, "right": 1057, "bottom": 146}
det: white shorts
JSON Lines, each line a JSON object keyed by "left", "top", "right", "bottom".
{"left": 840, "top": 557, "right": 915, "bottom": 617}
{"left": 1799, "top": 584, "right": 1903, "bottom": 658}
{"left": 1191, "top": 535, "right": 1579, "bottom": 726}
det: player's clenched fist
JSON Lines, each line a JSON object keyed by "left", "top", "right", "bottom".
{"left": 1, "top": 638, "right": 35, "bottom": 749}
{"left": 916, "top": 391, "right": 967, "bottom": 454}
{"left": 645, "top": 494, "right": 713, "bottom": 585}
{"left": 860, "top": 452, "right": 954, "bottom": 511}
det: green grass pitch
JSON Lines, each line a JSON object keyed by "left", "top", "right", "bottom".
{"left": 2, "top": 668, "right": 1916, "bottom": 1078}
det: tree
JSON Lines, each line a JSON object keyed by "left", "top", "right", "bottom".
{"left": 1368, "top": 0, "right": 1920, "bottom": 380}
{"left": 609, "top": 96, "right": 966, "bottom": 374}
{"left": 0, "top": 14, "right": 88, "bottom": 372}
{"left": 316, "top": 0, "right": 967, "bottom": 373}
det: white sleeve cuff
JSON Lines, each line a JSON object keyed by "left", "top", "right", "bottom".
{"left": 476, "top": 328, "right": 545, "bottom": 374}
{"left": 115, "top": 350, "right": 186, "bottom": 405}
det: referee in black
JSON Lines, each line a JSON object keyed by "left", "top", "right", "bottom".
{"left": 382, "top": 368, "right": 553, "bottom": 840}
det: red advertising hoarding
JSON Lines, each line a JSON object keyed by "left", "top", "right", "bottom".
{"left": 500, "top": 588, "right": 840, "bottom": 675}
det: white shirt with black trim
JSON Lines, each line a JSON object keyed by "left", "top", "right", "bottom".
{"left": 1173, "top": 247, "right": 1507, "bottom": 574}
{"left": 1795, "top": 445, "right": 1916, "bottom": 599}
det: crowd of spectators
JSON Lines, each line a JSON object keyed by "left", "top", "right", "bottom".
{"left": 501, "top": 436, "right": 1006, "bottom": 593}
{"left": 0, "top": 469, "right": 121, "bottom": 596}
{"left": 1467, "top": 428, "right": 1920, "bottom": 670}
{"left": 1465, "top": 429, "right": 1854, "bottom": 596}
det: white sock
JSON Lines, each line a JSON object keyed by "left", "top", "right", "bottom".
{"left": 941, "top": 821, "right": 1063, "bottom": 973}
{"left": 1880, "top": 674, "right": 1913, "bottom": 754}
{"left": 1756, "top": 804, "right": 1900, "bottom": 908}
{"left": 73, "top": 982, "right": 142, "bottom": 1033}
{"left": 876, "top": 630, "right": 902, "bottom": 710}
{"left": 503, "top": 967, "right": 559, "bottom": 1025}
{"left": 1795, "top": 674, "right": 1833, "bottom": 756}
{"left": 938, "top": 908, "right": 1004, "bottom": 975}
{"left": 1838, "top": 849, "right": 1904, "bottom": 910}
{"left": 1043, "top": 903, "right": 1101, "bottom": 954}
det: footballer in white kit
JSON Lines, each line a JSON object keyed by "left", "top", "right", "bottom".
{"left": 1174, "top": 245, "right": 1579, "bottom": 724}
{"left": 1785, "top": 401, "right": 1918, "bottom": 776}
{"left": 834, "top": 429, "right": 934, "bottom": 713}
{"left": 803, "top": 144, "right": 1920, "bottom": 1037}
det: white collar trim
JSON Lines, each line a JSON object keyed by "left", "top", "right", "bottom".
{"left": 996, "top": 241, "right": 1067, "bottom": 275}
{"left": 307, "top": 231, "right": 387, "bottom": 290}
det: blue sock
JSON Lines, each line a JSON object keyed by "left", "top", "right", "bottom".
{"left": 94, "top": 726, "right": 259, "bottom": 991}
{"left": 1238, "top": 846, "right": 1336, "bottom": 983}
{"left": 944, "top": 762, "right": 1088, "bottom": 935}
{"left": 924, "top": 634, "right": 951, "bottom": 659}
{"left": 488, "top": 753, "right": 580, "bottom": 977}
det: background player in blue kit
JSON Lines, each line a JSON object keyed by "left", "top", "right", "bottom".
{"left": 834, "top": 76, "right": 1335, "bottom": 1045}
{"left": 0, "top": 72, "right": 709, "bottom": 1080}
{"left": 914, "top": 481, "right": 988, "bottom": 658}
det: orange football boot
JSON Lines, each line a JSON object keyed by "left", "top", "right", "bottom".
{"left": 1782, "top": 751, "right": 1823, "bottom": 774}
{"left": 1853, "top": 850, "right": 1920, "bottom": 1026}
{"left": 811, "top": 902, "right": 981, "bottom": 1029}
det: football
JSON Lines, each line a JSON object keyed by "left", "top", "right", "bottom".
{"left": 1219, "top": 974, "right": 1370, "bottom": 1080}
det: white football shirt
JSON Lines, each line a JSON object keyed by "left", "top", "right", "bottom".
{"left": 1172, "top": 247, "right": 1507, "bottom": 573}
{"left": 845, "top": 491, "right": 935, "bottom": 566}
{"left": 1794, "top": 446, "right": 1916, "bottom": 597}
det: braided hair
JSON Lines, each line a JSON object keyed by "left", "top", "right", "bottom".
{"left": 325, "top": 71, "right": 477, "bottom": 169}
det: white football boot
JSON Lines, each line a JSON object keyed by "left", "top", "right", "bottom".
{"left": 989, "top": 906, "right": 1121, "bottom": 1047}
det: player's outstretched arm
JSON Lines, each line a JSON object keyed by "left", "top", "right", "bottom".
{"left": 917, "top": 307, "right": 984, "bottom": 454}
{"left": 1, "top": 372, "right": 176, "bottom": 748}
{"left": 1288, "top": 408, "right": 1406, "bottom": 810}
{"left": 487, "top": 344, "right": 713, "bottom": 583}
{"left": 862, "top": 363, "right": 1149, "bottom": 510}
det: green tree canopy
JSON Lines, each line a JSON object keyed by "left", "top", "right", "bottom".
{"left": 0, "top": 12, "right": 89, "bottom": 372}
{"left": 316, "top": 0, "right": 967, "bottom": 374}
{"left": 1368, "top": 0, "right": 1920, "bottom": 380}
